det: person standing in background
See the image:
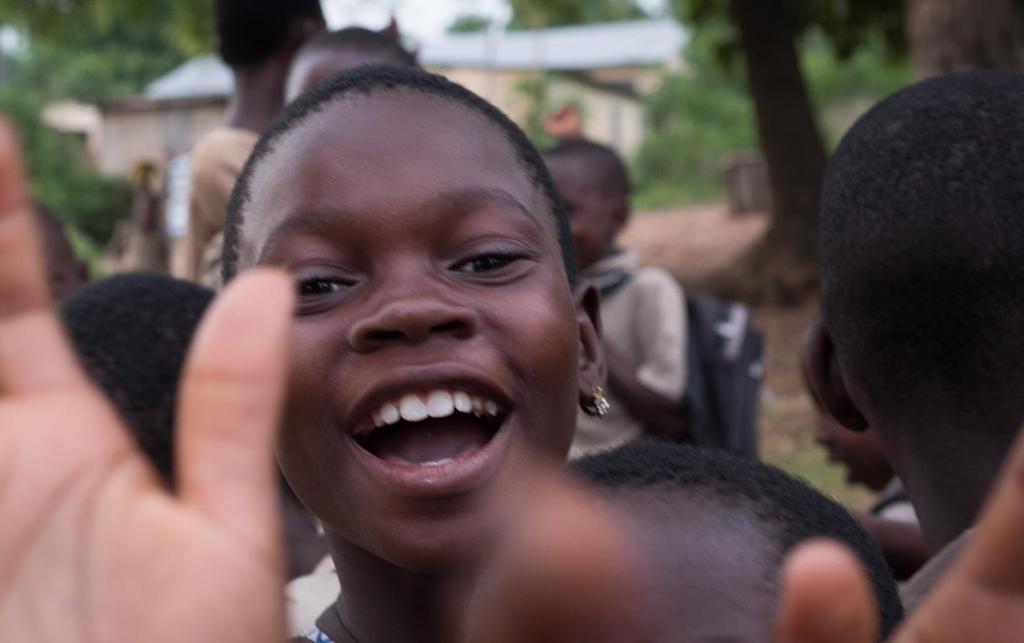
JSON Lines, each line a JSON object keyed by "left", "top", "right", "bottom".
{"left": 181, "top": 0, "right": 326, "bottom": 286}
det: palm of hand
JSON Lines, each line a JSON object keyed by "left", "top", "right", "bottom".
{"left": 0, "top": 122, "right": 291, "bottom": 643}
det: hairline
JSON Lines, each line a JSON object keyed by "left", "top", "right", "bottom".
{"left": 224, "top": 73, "right": 575, "bottom": 283}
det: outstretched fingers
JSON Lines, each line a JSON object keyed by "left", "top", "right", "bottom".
{"left": 0, "top": 119, "right": 88, "bottom": 397}
{"left": 177, "top": 268, "right": 293, "bottom": 564}
{"left": 772, "top": 541, "right": 877, "bottom": 643}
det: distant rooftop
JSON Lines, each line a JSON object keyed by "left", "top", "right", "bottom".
{"left": 146, "top": 18, "right": 686, "bottom": 101}
{"left": 421, "top": 18, "right": 685, "bottom": 70}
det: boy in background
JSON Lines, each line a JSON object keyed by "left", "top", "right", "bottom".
{"left": 805, "top": 70, "right": 1024, "bottom": 611}
{"left": 543, "top": 139, "right": 688, "bottom": 457}
{"left": 572, "top": 440, "right": 903, "bottom": 641}
{"left": 285, "top": 23, "right": 417, "bottom": 103}
{"left": 183, "top": 0, "right": 325, "bottom": 285}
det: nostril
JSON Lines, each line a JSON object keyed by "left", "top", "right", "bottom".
{"left": 431, "top": 319, "right": 470, "bottom": 337}
{"left": 365, "top": 329, "right": 405, "bottom": 344}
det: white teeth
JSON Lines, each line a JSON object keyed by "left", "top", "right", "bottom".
{"left": 399, "top": 394, "right": 429, "bottom": 422}
{"left": 426, "top": 390, "right": 455, "bottom": 418}
{"left": 367, "top": 390, "right": 502, "bottom": 430}
{"left": 421, "top": 457, "right": 454, "bottom": 467}
{"left": 453, "top": 391, "right": 473, "bottom": 414}
{"left": 380, "top": 402, "right": 400, "bottom": 425}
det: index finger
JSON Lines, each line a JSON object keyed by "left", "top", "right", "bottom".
{"left": 0, "top": 119, "right": 87, "bottom": 396}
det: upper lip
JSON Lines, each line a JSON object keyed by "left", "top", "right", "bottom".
{"left": 339, "top": 364, "right": 514, "bottom": 437}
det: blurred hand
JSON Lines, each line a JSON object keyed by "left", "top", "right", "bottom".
{"left": 773, "top": 424, "right": 1024, "bottom": 643}
{"left": 461, "top": 466, "right": 653, "bottom": 643}
{"left": 0, "top": 120, "right": 292, "bottom": 642}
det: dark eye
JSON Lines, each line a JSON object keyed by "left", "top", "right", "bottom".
{"left": 298, "top": 277, "right": 347, "bottom": 297}
{"left": 456, "top": 253, "right": 520, "bottom": 274}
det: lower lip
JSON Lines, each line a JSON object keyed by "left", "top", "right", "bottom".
{"left": 346, "top": 418, "right": 513, "bottom": 499}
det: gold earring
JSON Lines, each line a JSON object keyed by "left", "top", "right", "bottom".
{"left": 582, "top": 386, "right": 611, "bottom": 417}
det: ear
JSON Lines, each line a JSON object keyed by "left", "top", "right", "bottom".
{"left": 803, "top": 319, "right": 869, "bottom": 431}
{"left": 383, "top": 16, "right": 402, "bottom": 40}
{"left": 574, "top": 282, "right": 606, "bottom": 409}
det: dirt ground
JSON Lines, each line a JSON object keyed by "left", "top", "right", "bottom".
{"left": 621, "top": 204, "right": 871, "bottom": 508}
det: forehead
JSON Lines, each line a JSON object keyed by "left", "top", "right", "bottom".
{"left": 240, "top": 91, "right": 554, "bottom": 259}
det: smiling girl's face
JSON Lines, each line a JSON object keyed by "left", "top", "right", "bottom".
{"left": 236, "top": 90, "right": 603, "bottom": 572}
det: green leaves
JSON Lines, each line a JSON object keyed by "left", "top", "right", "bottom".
{"left": 0, "top": 90, "right": 130, "bottom": 245}
{"left": 507, "top": 0, "right": 648, "bottom": 29}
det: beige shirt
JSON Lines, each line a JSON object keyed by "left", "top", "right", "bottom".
{"left": 570, "top": 251, "right": 687, "bottom": 459}
{"left": 182, "top": 127, "right": 258, "bottom": 282}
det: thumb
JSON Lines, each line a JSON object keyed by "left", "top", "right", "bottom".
{"left": 177, "top": 268, "right": 293, "bottom": 561}
{"left": 773, "top": 540, "right": 878, "bottom": 643}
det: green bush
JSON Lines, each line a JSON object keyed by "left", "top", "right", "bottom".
{"left": 0, "top": 90, "right": 131, "bottom": 246}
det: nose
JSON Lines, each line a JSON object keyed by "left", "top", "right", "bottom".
{"left": 348, "top": 296, "right": 477, "bottom": 352}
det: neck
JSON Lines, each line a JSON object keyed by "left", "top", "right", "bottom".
{"left": 326, "top": 533, "right": 454, "bottom": 643}
{"left": 224, "top": 56, "right": 291, "bottom": 133}
{"left": 895, "top": 417, "right": 1019, "bottom": 554}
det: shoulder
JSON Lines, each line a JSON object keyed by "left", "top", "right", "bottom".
{"left": 628, "top": 265, "right": 684, "bottom": 300}
{"left": 191, "top": 127, "right": 259, "bottom": 176}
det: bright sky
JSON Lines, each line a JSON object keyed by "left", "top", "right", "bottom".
{"left": 322, "top": 0, "right": 511, "bottom": 41}
{"left": 322, "top": 0, "right": 669, "bottom": 42}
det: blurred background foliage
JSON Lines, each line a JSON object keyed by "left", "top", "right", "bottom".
{"left": 0, "top": 89, "right": 130, "bottom": 246}
{"left": 0, "top": 0, "right": 213, "bottom": 251}
{"left": 632, "top": 23, "right": 909, "bottom": 209}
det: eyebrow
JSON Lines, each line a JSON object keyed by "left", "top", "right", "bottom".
{"left": 259, "top": 186, "right": 544, "bottom": 260}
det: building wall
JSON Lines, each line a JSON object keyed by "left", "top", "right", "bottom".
{"left": 97, "top": 103, "right": 225, "bottom": 176}
{"left": 96, "top": 63, "right": 650, "bottom": 179}
{"left": 433, "top": 67, "right": 645, "bottom": 157}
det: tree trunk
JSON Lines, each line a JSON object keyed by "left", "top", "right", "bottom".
{"left": 905, "top": 0, "right": 1023, "bottom": 79}
{"left": 724, "top": 0, "right": 828, "bottom": 304}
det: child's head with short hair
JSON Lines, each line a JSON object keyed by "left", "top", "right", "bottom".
{"left": 58, "top": 273, "right": 214, "bottom": 486}
{"left": 809, "top": 70, "right": 1024, "bottom": 548}
{"left": 32, "top": 203, "right": 87, "bottom": 302}
{"left": 542, "top": 138, "right": 631, "bottom": 271}
{"left": 223, "top": 64, "right": 603, "bottom": 574}
{"left": 573, "top": 441, "right": 904, "bottom": 641}
{"left": 214, "top": 0, "right": 325, "bottom": 69}
{"left": 285, "top": 26, "right": 419, "bottom": 102}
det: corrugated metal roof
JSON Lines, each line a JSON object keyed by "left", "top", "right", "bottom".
{"left": 146, "top": 18, "right": 685, "bottom": 101}
{"left": 147, "top": 55, "right": 234, "bottom": 100}
{"left": 420, "top": 18, "right": 685, "bottom": 70}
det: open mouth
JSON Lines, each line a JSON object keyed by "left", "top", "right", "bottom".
{"left": 352, "top": 389, "right": 507, "bottom": 467}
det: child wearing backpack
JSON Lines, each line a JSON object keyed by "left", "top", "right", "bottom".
{"left": 542, "top": 139, "right": 689, "bottom": 458}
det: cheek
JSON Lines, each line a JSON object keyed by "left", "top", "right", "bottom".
{"left": 494, "top": 279, "right": 580, "bottom": 452}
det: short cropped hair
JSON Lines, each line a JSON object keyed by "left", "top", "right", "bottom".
{"left": 573, "top": 440, "right": 904, "bottom": 637}
{"left": 59, "top": 274, "right": 214, "bottom": 486}
{"left": 300, "top": 26, "right": 417, "bottom": 68}
{"left": 222, "top": 64, "right": 575, "bottom": 284}
{"left": 543, "top": 138, "right": 632, "bottom": 198}
{"left": 215, "top": 0, "right": 324, "bottom": 67}
{"left": 821, "top": 70, "right": 1024, "bottom": 419}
